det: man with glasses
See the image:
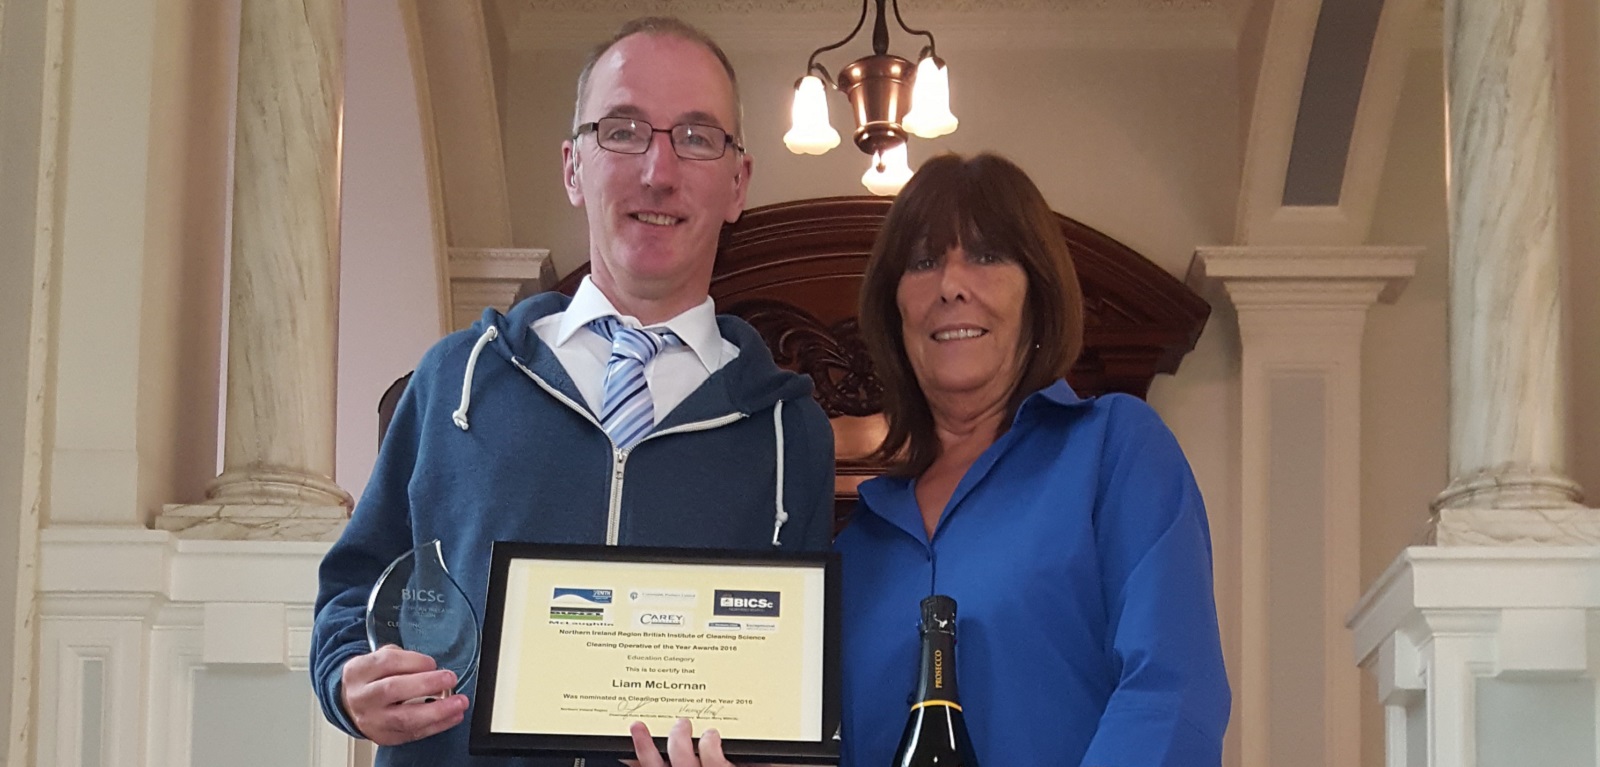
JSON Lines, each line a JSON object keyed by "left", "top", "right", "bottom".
{"left": 310, "top": 17, "right": 835, "bottom": 767}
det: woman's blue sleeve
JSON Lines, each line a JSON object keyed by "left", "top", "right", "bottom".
{"left": 1082, "top": 419, "right": 1231, "bottom": 767}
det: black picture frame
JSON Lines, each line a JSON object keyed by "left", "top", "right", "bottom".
{"left": 469, "top": 541, "right": 842, "bottom": 764}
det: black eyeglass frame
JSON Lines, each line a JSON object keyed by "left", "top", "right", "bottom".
{"left": 573, "top": 117, "right": 745, "bottom": 161}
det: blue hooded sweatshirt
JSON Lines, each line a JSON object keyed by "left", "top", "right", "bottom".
{"left": 311, "top": 292, "right": 836, "bottom": 766}
{"left": 835, "top": 381, "right": 1229, "bottom": 766}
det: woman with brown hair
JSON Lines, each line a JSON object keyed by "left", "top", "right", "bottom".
{"left": 836, "top": 152, "right": 1229, "bottom": 766}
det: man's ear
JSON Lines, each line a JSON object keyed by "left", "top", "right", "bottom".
{"left": 725, "top": 152, "right": 753, "bottom": 224}
{"left": 562, "top": 140, "right": 584, "bottom": 207}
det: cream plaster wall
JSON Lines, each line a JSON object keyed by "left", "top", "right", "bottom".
{"left": 336, "top": 0, "right": 444, "bottom": 505}
{"left": 1359, "top": 47, "right": 1450, "bottom": 767}
{"left": 49, "top": 0, "right": 159, "bottom": 525}
{"left": 1360, "top": 51, "right": 1449, "bottom": 611}
{"left": 1561, "top": 0, "right": 1600, "bottom": 501}
{"left": 40, "top": 0, "right": 232, "bottom": 528}
{"left": 140, "top": 0, "right": 232, "bottom": 513}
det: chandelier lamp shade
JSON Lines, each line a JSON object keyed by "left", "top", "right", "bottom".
{"left": 782, "top": 0, "right": 958, "bottom": 195}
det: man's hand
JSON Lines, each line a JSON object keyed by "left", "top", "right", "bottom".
{"left": 625, "top": 718, "right": 781, "bottom": 767}
{"left": 339, "top": 645, "right": 469, "bottom": 746}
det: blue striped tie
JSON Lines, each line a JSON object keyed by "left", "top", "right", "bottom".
{"left": 589, "top": 316, "right": 685, "bottom": 450}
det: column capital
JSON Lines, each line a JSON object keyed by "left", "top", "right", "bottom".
{"left": 447, "top": 247, "right": 554, "bottom": 331}
{"left": 1187, "top": 245, "right": 1420, "bottom": 307}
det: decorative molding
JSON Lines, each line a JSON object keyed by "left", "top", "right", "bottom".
{"left": 39, "top": 528, "right": 332, "bottom": 603}
{"left": 146, "top": 624, "right": 204, "bottom": 767}
{"left": 38, "top": 526, "right": 173, "bottom": 595}
{"left": 37, "top": 615, "right": 146, "bottom": 767}
{"left": 449, "top": 247, "right": 555, "bottom": 279}
{"left": 1188, "top": 245, "right": 1421, "bottom": 303}
{"left": 1350, "top": 547, "right": 1600, "bottom": 767}
{"left": 448, "top": 247, "right": 554, "bottom": 331}
{"left": 1431, "top": 507, "right": 1600, "bottom": 546}
{"left": 37, "top": 528, "right": 346, "bottom": 767}
{"left": 515, "top": 0, "right": 1225, "bottom": 11}
{"left": 155, "top": 503, "right": 349, "bottom": 542}
{"left": 1351, "top": 547, "right": 1600, "bottom": 669}
{"left": 505, "top": 5, "right": 1238, "bottom": 51}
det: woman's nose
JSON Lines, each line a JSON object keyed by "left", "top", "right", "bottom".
{"left": 938, "top": 258, "right": 970, "bottom": 302}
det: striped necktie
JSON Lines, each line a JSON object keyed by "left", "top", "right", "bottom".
{"left": 588, "top": 316, "right": 685, "bottom": 450}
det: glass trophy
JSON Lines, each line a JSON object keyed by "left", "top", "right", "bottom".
{"left": 365, "top": 539, "right": 481, "bottom": 697}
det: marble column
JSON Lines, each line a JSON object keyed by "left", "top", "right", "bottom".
{"left": 158, "top": 0, "right": 351, "bottom": 539}
{"left": 1433, "top": 0, "right": 1586, "bottom": 526}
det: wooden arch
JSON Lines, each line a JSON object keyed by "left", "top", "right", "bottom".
{"left": 555, "top": 196, "right": 1211, "bottom": 524}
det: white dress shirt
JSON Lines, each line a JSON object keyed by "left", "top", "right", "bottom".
{"left": 531, "top": 276, "right": 740, "bottom": 423}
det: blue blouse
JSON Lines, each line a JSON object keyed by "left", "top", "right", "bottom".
{"left": 835, "top": 381, "right": 1229, "bottom": 766}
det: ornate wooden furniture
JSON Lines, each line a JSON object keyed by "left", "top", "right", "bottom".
{"left": 552, "top": 196, "right": 1212, "bottom": 527}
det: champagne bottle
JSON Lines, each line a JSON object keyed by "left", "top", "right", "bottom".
{"left": 891, "top": 595, "right": 979, "bottom": 766}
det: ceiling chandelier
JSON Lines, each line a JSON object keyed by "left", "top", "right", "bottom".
{"left": 783, "top": 0, "right": 958, "bottom": 195}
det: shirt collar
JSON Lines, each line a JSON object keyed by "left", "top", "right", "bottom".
{"left": 1011, "top": 378, "right": 1091, "bottom": 426}
{"left": 553, "top": 276, "right": 724, "bottom": 371}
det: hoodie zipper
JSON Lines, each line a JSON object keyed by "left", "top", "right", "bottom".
{"left": 603, "top": 413, "right": 746, "bottom": 543}
{"left": 512, "top": 358, "right": 748, "bottom": 545}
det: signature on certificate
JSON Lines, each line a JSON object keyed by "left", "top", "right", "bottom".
{"left": 613, "top": 698, "right": 732, "bottom": 720}
{"left": 677, "top": 702, "right": 728, "bottom": 720}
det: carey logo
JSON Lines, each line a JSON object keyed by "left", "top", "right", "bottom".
{"left": 713, "top": 590, "right": 780, "bottom": 617}
{"left": 635, "top": 611, "right": 687, "bottom": 628}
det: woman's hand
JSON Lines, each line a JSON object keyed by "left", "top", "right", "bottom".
{"left": 624, "top": 718, "right": 779, "bottom": 767}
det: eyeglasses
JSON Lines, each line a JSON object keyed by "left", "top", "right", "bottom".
{"left": 575, "top": 116, "right": 744, "bottom": 161}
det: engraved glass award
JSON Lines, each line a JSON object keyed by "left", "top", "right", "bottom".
{"left": 366, "top": 539, "right": 480, "bottom": 695}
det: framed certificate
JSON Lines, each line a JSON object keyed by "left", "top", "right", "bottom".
{"left": 469, "top": 542, "right": 841, "bottom": 763}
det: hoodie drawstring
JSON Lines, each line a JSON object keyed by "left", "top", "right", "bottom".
{"left": 452, "top": 325, "right": 499, "bottom": 430}
{"left": 771, "top": 399, "right": 790, "bottom": 546}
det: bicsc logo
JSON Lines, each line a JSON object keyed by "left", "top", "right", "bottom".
{"left": 713, "top": 590, "right": 781, "bottom": 617}
{"left": 400, "top": 588, "right": 446, "bottom": 603}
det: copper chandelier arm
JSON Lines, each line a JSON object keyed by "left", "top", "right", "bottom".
{"left": 806, "top": 0, "right": 872, "bottom": 79}
{"left": 891, "top": 0, "right": 938, "bottom": 58}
